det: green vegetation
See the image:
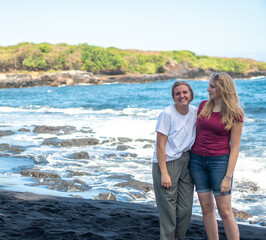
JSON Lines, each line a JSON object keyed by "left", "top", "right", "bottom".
{"left": 0, "top": 42, "right": 265, "bottom": 74}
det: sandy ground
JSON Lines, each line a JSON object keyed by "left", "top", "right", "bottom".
{"left": 0, "top": 190, "right": 265, "bottom": 240}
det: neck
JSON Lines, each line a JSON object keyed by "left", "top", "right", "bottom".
{"left": 175, "top": 104, "right": 189, "bottom": 115}
{"left": 213, "top": 99, "right": 222, "bottom": 112}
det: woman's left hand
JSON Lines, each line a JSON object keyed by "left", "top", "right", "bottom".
{"left": 220, "top": 177, "right": 231, "bottom": 194}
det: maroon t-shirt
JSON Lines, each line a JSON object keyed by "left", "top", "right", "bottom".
{"left": 192, "top": 100, "right": 243, "bottom": 156}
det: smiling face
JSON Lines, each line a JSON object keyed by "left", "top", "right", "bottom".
{"left": 207, "top": 78, "right": 219, "bottom": 100}
{"left": 173, "top": 84, "right": 191, "bottom": 107}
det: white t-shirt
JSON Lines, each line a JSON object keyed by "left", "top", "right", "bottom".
{"left": 153, "top": 104, "right": 198, "bottom": 163}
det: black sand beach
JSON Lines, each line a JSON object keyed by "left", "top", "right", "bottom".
{"left": 0, "top": 190, "right": 265, "bottom": 240}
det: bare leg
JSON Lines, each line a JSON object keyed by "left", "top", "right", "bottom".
{"left": 198, "top": 192, "right": 219, "bottom": 240}
{"left": 215, "top": 195, "right": 239, "bottom": 240}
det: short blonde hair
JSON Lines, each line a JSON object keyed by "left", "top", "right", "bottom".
{"left": 171, "top": 81, "right": 194, "bottom": 103}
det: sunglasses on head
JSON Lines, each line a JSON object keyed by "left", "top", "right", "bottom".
{"left": 213, "top": 73, "right": 219, "bottom": 79}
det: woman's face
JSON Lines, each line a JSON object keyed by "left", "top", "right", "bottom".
{"left": 207, "top": 79, "right": 218, "bottom": 100}
{"left": 173, "top": 85, "right": 191, "bottom": 107}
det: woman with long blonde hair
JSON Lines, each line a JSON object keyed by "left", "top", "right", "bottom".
{"left": 190, "top": 72, "right": 244, "bottom": 240}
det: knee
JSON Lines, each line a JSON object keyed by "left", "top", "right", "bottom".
{"left": 218, "top": 208, "right": 233, "bottom": 220}
{"left": 201, "top": 202, "right": 215, "bottom": 216}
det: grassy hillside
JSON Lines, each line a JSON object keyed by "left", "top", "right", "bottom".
{"left": 0, "top": 42, "right": 265, "bottom": 75}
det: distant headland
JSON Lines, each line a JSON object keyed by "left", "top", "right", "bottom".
{"left": 0, "top": 43, "right": 265, "bottom": 88}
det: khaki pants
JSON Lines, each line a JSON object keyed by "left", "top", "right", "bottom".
{"left": 152, "top": 152, "right": 194, "bottom": 240}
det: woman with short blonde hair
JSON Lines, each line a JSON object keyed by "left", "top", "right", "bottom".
{"left": 153, "top": 81, "right": 197, "bottom": 240}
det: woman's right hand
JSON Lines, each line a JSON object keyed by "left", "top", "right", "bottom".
{"left": 161, "top": 172, "right": 172, "bottom": 189}
{"left": 156, "top": 132, "right": 172, "bottom": 188}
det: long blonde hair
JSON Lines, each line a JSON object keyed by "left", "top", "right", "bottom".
{"left": 198, "top": 72, "right": 244, "bottom": 130}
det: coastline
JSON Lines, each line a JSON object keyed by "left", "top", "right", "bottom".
{"left": 0, "top": 70, "right": 265, "bottom": 88}
{"left": 0, "top": 190, "right": 265, "bottom": 240}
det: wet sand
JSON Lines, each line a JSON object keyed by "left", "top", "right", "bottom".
{"left": 0, "top": 190, "right": 265, "bottom": 239}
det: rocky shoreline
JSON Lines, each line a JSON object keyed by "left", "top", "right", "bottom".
{"left": 0, "top": 125, "right": 263, "bottom": 225}
{"left": 0, "top": 69, "right": 265, "bottom": 88}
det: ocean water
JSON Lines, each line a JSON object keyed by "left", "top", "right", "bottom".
{"left": 0, "top": 77, "right": 265, "bottom": 226}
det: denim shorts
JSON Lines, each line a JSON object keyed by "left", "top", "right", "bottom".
{"left": 189, "top": 152, "right": 232, "bottom": 196}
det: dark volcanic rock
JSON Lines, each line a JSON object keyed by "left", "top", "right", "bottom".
{"left": 20, "top": 170, "right": 91, "bottom": 192}
{"left": 39, "top": 71, "right": 101, "bottom": 86}
{"left": 0, "top": 130, "right": 15, "bottom": 137}
{"left": 41, "top": 178, "right": 91, "bottom": 192}
{"left": 0, "top": 69, "right": 265, "bottom": 89}
{"left": 136, "top": 139, "right": 155, "bottom": 144}
{"left": 66, "top": 171, "right": 91, "bottom": 177}
{"left": 130, "top": 192, "right": 146, "bottom": 199}
{"left": 71, "top": 152, "right": 90, "bottom": 159}
{"left": 143, "top": 144, "right": 153, "bottom": 149}
{"left": 120, "top": 152, "right": 138, "bottom": 158}
{"left": 0, "top": 143, "right": 24, "bottom": 153}
{"left": 33, "top": 125, "right": 76, "bottom": 135}
{"left": 18, "top": 128, "right": 31, "bottom": 132}
{"left": 73, "top": 179, "right": 87, "bottom": 185}
{"left": 104, "top": 153, "right": 116, "bottom": 158}
{"left": 101, "top": 137, "right": 116, "bottom": 144}
{"left": 116, "top": 145, "right": 129, "bottom": 151}
{"left": 43, "top": 138, "right": 99, "bottom": 147}
{"left": 79, "top": 128, "right": 94, "bottom": 134}
{"left": 33, "top": 155, "right": 49, "bottom": 164}
{"left": 233, "top": 208, "right": 253, "bottom": 220}
{"left": 235, "top": 180, "right": 260, "bottom": 192}
{"left": 0, "top": 71, "right": 102, "bottom": 88}
{"left": 20, "top": 170, "right": 61, "bottom": 179}
{"left": 107, "top": 174, "right": 133, "bottom": 180}
{"left": 0, "top": 73, "right": 41, "bottom": 88}
{"left": 100, "top": 73, "right": 176, "bottom": 84}
{"left": 1, "top": 190, "right": 266, "bottom": 240}
{"left": 94, "top": 193, "right": 117, "bottom": 201}
{"left": 114, "top": 180, "right": 153, "bottom": 193}
{"left": 117, "top": 137, "right": 132, "bottom": 143}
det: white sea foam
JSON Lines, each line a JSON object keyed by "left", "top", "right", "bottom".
{"left": 244, "top": 116, "right": 256, "bottom": 123}
{"left": 249, "top": 76, "right": 266, "bottom": 79}
{"left": 235, "top": 153, "right": 266, "bottom": 191}
{"left": 0, "top": 106, "right": 161, "bottom": 118}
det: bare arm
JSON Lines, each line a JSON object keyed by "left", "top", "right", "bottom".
{"left": 220, "top": 122, "right": 243, "bottom": 193}
{"left": 156, "top": 132, "right": 172, "bottom": 189}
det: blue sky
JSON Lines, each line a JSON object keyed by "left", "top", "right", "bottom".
{"left": 1, "top": 0, "right": 266, "bottom": 61}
